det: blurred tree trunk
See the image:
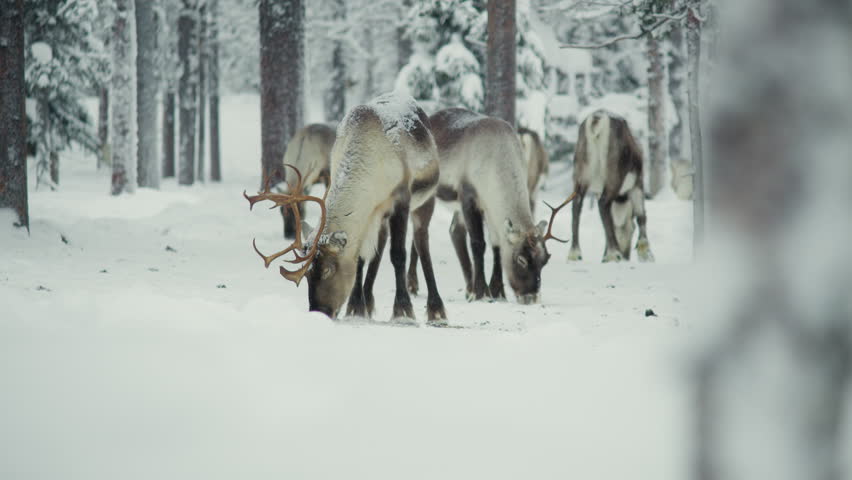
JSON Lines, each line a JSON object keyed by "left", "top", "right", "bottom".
{"left": 668, "top": 21, "right": 691, "bottom": 200}
{"left": 485, "top": 0, "right": 516, "bottom": 127}
{"left": 0, "top": 0, "right": 29, "bottom": 228}
{"left": 163, "top": 92, "right": 176, "bottom": 178}
{"left": 197, "top": 1, "right": 207, "bottom": 183}
{"left": 687, "top": 7, "right": 703, "bottom": 252}
{"left": 694, "top": 1, "right": 852, "bottom": 479}
{"left": 646, "top": 33, "right": 666, "bottom": 197}
{"left": 259, "top": 0, "right": 304, "bottom": 189}
{"left": 111, "top": 0, "right": 138, "bottom": 195}
{"left": 323, "top": 0, "right": 345, "bottom": 123}
{"left": 178, "top": 0, "right": 198, "bottom": 186}
{"left": 98, "top": 87, "right": 110, "bottom": 170}
{"left": 137, "top": 0, "right": 160, "bottom": 189}
{"left": 161, "top": 0, "right": 178, "bottom": 179}
{"left": 396, "top": 0, "right": 412, "bottom": 71}
{"left": 208, "top": 0, "right": 221, "bottom": 182}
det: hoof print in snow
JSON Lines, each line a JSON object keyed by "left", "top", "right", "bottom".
{"left": 148, "top": 267, "right": 159, "bottom": 272}
{"left": 389, "top": 317, "right": 419, "bottom": 328}
{"left": 216, "top": 284, "right": 227, "bottom": 289}
{"left": 60, "top": 234, "right": 69, "bottom": 244}
{"left": 36, "top": 285, "right": 51, "bottom": 292}
{"left": 645, "top": 308, "right": 657, "bottom": 317}
{"left": 165, "top": 245, "right": 177, "bottom": 253}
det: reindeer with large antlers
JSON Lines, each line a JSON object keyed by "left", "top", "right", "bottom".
{"left": 407, "top": 108, "right": 573, "bottom": 305}
{"left": 246, "top": 92, "right": 446, "bottom": 322}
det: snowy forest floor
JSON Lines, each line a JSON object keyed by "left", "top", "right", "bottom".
{"left": 2, "top": 95, "right": 698, "bottom": 479}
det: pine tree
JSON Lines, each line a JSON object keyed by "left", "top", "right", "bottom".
{"left": 485, "top": 0, "right": 516, "bottom": 126}
{"left": 137, "top": 0, "right": 160, "bottom": 188}
{"left": 0, "top": 0, "right": 29, "bottom": 228}
{"left": 111, "top": 0, "right": 138, "bottom": 195}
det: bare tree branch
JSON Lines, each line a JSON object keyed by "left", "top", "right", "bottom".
{"left": 559, "top": 5, "right": 686, "bottom": 49}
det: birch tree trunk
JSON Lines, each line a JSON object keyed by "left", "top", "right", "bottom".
{"left": 485, "top": 0, "right": 516, "bottom": 127}
{"left": 0, "top": 0, "right": 28, "bottom": 228}
{"left": 178, "top": 0, "right": 198, "bottom": 186}
{"left": 323, "top": 0, "right": 345, "bottom": 123}
{"left": 668, "top": 22, "right": 691, "bottom": 200}
{"left": 136, "top": 0, "right": 160, "bottom": 188}
{"left": 687, "top": 8, "right": 703, "bottom": 252}
{"left": 694, "top": 1, "right": 852, "bottom": 478}
{"left": 259, "top": 0, "right": 304, "bottom": 189}
{"left": 197, "top": 0, "right": 207, "bottom": 183}
{"left": 646, "top": 33, "right": 667, "bottom": 198}
{"left": 208, "top": 0, "right": 221, "bottom": 182}
{"left": 111, "top": 0, "right": 138, "bottom": 195}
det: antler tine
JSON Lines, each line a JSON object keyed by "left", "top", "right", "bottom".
{"left": 252, "top": 238, "right": 298, "bottom": 268}
{"left": 283, "top": 164, "right": 304, "bottom": 194}
{"left": 542, "top": 191, "right": 577, "bottom": 244}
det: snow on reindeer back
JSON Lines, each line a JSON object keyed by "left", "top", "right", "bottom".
{"left": 368, "top": 91, "right": 423, "bottom": 145}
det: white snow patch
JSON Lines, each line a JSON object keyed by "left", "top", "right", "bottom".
{"left": 369, "top": 91, "right": 422, "bottom": 145}
{"left": 30, "top": 41, "right": 53, "bottom": 63}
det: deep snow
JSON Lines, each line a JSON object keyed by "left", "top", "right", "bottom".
{"left": 1, "top": 95, "right": 696, "bottom": 480}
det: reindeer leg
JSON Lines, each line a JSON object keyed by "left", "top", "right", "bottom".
{"left": 489, "top": 246, "right": 506, "bottom": 300}
{"left": 632, "top": 188, "right": 655, "bottom": 262}
{"left": 568, "top": 184, "right": 587, "bottom": 261}
{"left": 411, "top": 197, "right": 447, "bottom": 322}
{"left": 345, "top": 257, "right": 367, "bottom": 317}
{"left": 461, "top": 183, "right": 488, "bottom": 301}
{"left": 598, "top": 193, "right": 624, "bottom": 263}
{"left": 389, "top": 202, "right": 415, "bottom": 320}
{"left": 362, "top": 224, "right": 388, "bottom": 317}
{"left": 407, "top": 238, "right": 419, "bottom": 295}
{"left": 449, "top": 210, "right": 474, "bottom": 297}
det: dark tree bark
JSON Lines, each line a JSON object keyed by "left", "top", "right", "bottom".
{"left": 646, "top": 33, "right": 666, "bottom": 198}
{"left": 197, "top": 1, "right": 207, "bottom": 182}
{"left": 0, "top": 0, "right": 28, "bottom": 228}
{"left": 136, "top": 0, "right": 161, "bottom": 188}
{"left": 323, "top": 0, "right": 345, "bottom": 123}
{"left": 98, "top": 86, "right": 110, "bottom": 170}
{"left": 163, "top": 92, "right": 176, "bottom": 178}
{"left": 668, "top": 22, "right": 690, "bottom": 199}
{"left": 687, "top": 8, "right": 703, "bottom": 252}
{"left": 396, "top": 0, "right": 412, "bottom": 72}
{"left": 162, "top": 0, "right": 178, "bottom": 179}
{"left": 111, "top": 0, "right": 138, "bottom": 195}
{"left": 208, "top": 0, "right": 221, "bottom": 182}
{"left": 259, "top": 0, "right": 304, "bottom": 188}
{"left": 178, "top": 0, "right": 198, "bottom": 186}
{"left": 485, "top": 0, "right": 516, "bottom": 127}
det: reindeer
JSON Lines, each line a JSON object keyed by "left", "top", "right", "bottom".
{"left": 279, "top": 123, "right": 336, "bottom": 239}
{"left": 518, "top": 127, "right": 549, "bottom": 215}
{"left": 567, "top": 110, "right": 654, "bottom": 263}
{"left": 245, "top": 93, "right": 446, "bottom": 322}
{"left": 407, "top": 108, "right": 571, "bottom": 305}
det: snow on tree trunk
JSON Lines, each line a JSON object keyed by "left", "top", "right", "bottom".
{"left": 323, "top": 0, "right": 345, "bottom": 123}
{"left": 259, "top": 0, "right": 304, "bottom": 189}
{"left": 485, "top": 0, "right": 516, "bottom": 127}
{"left": 668, "top": 21, "right": 691, "bottom": 200}
{"left": 137, "top": 0, "right": 161, "bottom": 189}
{"left": 178, "top": 0, "right": 198, "bottom": 186}
{"left": 197, "top": 1, "right": 207, "bottom": 183}
{"left": 208, "top": 0, "right": 221, "bottom": 182}
{"left": 646, "top": 33, "right": 666, "bottom": 198}
{"left": 0, "top": 0, "right": 28, "bottom": 228}
{"left": 98, "top": 86, "right": 110, "bottom": 170}
{"left": 162, "top": 92, "right": 176, "bottom": 178}
{"left": 111, "top": 0, "right": 139, "bottom": 196}
{"left": 694, "top": 1, "right": 852, "bottom": 478}
{"left": 687, "top": 8, "right": 703, "bottom": 252}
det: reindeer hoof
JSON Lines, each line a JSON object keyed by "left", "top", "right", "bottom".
{"left": 346, "top": 302, "right": 367, "bottom": 318}
{"left": 427, "top": 303, "right": 447, "bottom": 322}
{"left": 567, "top": 248, "right": 583, "bottom": 262}
{"left": 392, "top": 298, "right": 415, "bottom": 319}
{"left": 407, "top": 276, "right": 419, "bottom": 296}
{"left": 602, "top": 249, "right": 624, "bottom": 263}
{"left": 636, "top": 239, "right": 655, "bottom": 263}
{"left": 489, "top": 283, "right": 506, "bottom": 301}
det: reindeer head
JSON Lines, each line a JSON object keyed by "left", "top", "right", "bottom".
{"left": 504, "top": 191, "right": 576, "bottom": 304}
{"left": 245, "top": 165, "right": 352, "bottom": 319}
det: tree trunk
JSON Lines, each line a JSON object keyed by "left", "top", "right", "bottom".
{"left": 485, "top": 0, "right": 516, "bottom": 127}
{"left": 575, "top": 73, "right": 589, "bottom": 107}
{"left": 396, "top": 0, "right": 412, "bottom": 71}
{"left": 646, "top": 33, "right": 666, "bottom": 198}
{"left": 111, "top": 0, "right": 138, "bottom": 195}
{"left": 98, "top": 86, "right": 110, "bottom": 169}
{"left": 208, "top": 0, "right": 221, "bottom": 182}
{"left": 694, "top": 2, "right": 852, "bottom": 479}
{"left": 163, "top": 92, "right": 176, "bottom": 178}
{"left": 259, "top": 0, "right": 304, "bottom": 188}
{"left": 323, "top": 0, "right": 345, "bottom": 123}
{"left": 178, "top": 0, "right": 198, "bottom": 186}
{"left": 197, "top": 1, "right": 207, "bottom": 183}
{"left": 136, "top": 0, "right": 160, "bottom": 189}
{"left": 363, "top": 22, "right": 375, "bottom": 102}
{"left": 0, "top": 0, "right": 28, "bottom": 229}
{"left": 668, "top": 22, "right": 690, "bottom": 200}
{"left": 687, "top": 9, "right": 703, "bottom": 253}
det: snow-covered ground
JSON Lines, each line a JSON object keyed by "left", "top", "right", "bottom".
{"left": 1, "top": 95, "right": 697, "bottom": 479}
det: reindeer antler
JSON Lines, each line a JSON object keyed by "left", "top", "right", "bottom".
{"left": 244, "top": 164, "right": 328, "bottom": 285}
{"left": 541, "top": 191, "right": 577, "bottom": 244}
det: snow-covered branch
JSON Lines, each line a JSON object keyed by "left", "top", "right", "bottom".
{"left": 559, "top": 5, "right": 686, "bottom": 49}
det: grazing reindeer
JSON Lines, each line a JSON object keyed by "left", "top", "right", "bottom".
{"left": 279, "top": 123, "right": 336, "bottom": 239}
{"left": 518, "top": 127, "right": 549, "bottom": 214}
{"left": 246, "top": 93, "right": 446, "bottom": 322}
{"left": 408, "top": 108, "right": 570, "bottom": 305}
{"left": 567, "top": 110, "right": 654, "bottom": 263}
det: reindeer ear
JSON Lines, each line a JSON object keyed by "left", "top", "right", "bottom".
{"left": 536, "top": 220, "right": 547, "bottom": 237}
{"left": 326, "top": 231, "right": 348, "bottom": 252}
{"left": 301, "top": 221, "right": 314, "bottom": 243}
{"left": 505, "top": 219, "right": 522, "bottom": 245}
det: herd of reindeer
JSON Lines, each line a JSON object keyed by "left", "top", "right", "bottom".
{"left": 245, "top": 91, "right": 654, "bottom": 325}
